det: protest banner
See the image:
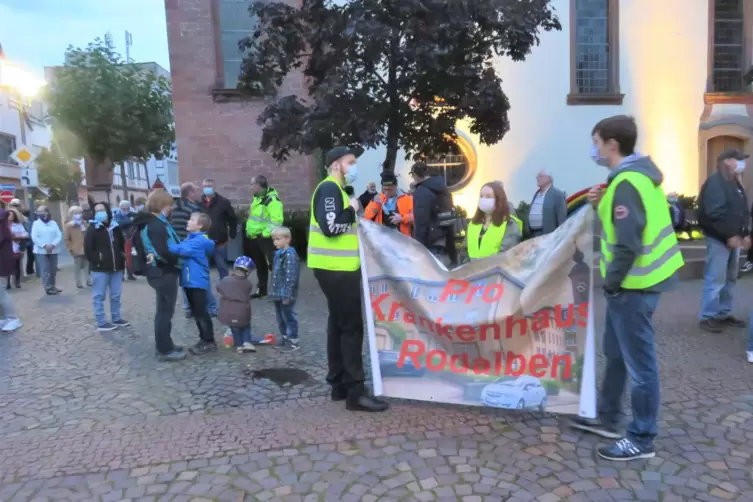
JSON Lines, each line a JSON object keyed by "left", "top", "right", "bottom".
{"left": 359, "top": 206, "right": 597, "bottom": 417}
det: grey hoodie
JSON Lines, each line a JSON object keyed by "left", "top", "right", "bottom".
{"left": 603, "top": 155, "right": 677, "bottom": 293}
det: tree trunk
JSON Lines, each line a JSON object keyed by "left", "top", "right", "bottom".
{"left": 381, "top": 33, "right": 401, "bottom": 173}
{"left": 120, "top": 162, "right": 129, "bottom": 199}
{"left": 382, "top": 133, "right": 399, "bottom": 173}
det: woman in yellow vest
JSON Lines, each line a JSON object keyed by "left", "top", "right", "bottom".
{"left": 466, "top": 181, "right": 522, "bottom": 259}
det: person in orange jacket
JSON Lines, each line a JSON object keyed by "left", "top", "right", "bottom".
{"left": 364, "top": 171, "right": 414, "bottom": 236}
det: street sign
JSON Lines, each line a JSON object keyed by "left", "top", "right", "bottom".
{"left": 0, "top": 190, "right": 15, "bottom": 204}
{"left": 10, "top": 145, "right": 36, "bottom": 167}
{"left": 20, "top": 167, "right": 38, "bottom": 188}
{"left": 0, "top": 184, "right": 15, "bottom": 193}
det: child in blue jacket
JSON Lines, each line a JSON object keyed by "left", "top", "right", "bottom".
{"left": 167, "top": 212, "right": 217, "bottom": 355}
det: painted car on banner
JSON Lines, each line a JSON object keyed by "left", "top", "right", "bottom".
{"left": 480, "top": 375, "right": 547, "bottom": 411}
{"left": 378, "top": 350, "right": 426, "bottom": 377}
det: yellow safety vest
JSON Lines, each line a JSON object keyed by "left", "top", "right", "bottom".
{"left": 598, "top": 171, "right": 684, "bottom": 289}
{"left": 467, "top": 221, "right": 509, "bottom": 259}
{"left": 307, "top": 176, "right": 360, "bottom": 271}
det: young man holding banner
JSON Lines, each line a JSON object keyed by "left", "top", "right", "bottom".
{"left": 571, "top": 115, "right": 684, "bottom": 461}
{"left": 308, "top": 146, "right": 388, "bottom": 413}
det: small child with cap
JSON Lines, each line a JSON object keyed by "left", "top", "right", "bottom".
{"left": 217, "top": 256, "right": 257, "bottom": 352}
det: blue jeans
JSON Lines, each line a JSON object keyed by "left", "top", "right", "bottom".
{"left": 598, "top": 290, "right": 661, "bottom": 448}
{"left": 214, "top": 244, "right": 229, "bottom": 280}
{"left": 700, "top": 237, "right": 740, "bottom": 321}
{"left": 274, "top": 301, "right": 298, "bottom": 341}
{"left": 91, "top": 271, "right": 124, "bottom": 327}
{"left": 231, "top": 326, "right": 252, "bottom": 347}
{"left": 183, "top": 283, "right": 217, "bottom": 314}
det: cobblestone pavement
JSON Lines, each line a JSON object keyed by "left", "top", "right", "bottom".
{"left": 2, "top": 267, "right": 753, "bottom": 501}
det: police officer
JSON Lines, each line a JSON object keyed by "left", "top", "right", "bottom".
{"left": 308, "top": 146, "right": 388, "bottom": 413}
{"left": 246, "top": 175, "right": 284, "bottom": 298}
{"left": 569, "top": 115, "right": 683, "bottom": 461}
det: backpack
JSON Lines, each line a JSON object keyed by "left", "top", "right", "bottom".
{"left": 125, "top": 227, "right": 149, "bottom": 276}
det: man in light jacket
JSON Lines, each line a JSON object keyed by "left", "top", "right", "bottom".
{"left": 527, "top": 169, "right": 567, "bottom": 237}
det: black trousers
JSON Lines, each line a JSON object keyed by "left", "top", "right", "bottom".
{"left": 147, "top": 270, "right": 180, "bottom": 355}
{"left": 247, "top": 236, "right": 276, "bottom": 291}
{"left": 314, "top": 268, "right": 366, "bottom": 397}
{"left": 25, "top": 246, "right": 34, "bottom": 275}
{"left": 6, "top": 257, "right": 21, "bottom": 287}
{"left": 184, "top": 287, "right": 215, "bottom": 344}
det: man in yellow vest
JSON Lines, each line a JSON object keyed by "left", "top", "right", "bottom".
{"left": 570, "top": 115, "right": 683, "bottom": 462}
{"left": 245, "top": 175, "right": 284, "bottom": 298}
{"left": 308, "top": 146, "right": 389, "bottom": 413}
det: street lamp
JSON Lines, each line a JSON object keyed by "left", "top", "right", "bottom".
{"left": 0, "top": 59, "right": 47, "bottom": 211}
{"left": 0, "top": 59, "right": 47, "bottom": 98}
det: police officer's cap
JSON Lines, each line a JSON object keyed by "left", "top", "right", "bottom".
{"left": 326, "top": 145, "right": 364, "bottom": 166}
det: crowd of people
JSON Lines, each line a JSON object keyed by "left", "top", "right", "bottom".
{"left": 0, "top": 113, "right": 751, "bottom": 462}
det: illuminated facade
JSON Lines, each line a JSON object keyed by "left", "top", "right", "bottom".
{"left": 357, "top": 0, "right": 749, "bottom": 211}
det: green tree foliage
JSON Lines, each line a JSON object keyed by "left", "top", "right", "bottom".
{"left": 36, "top": 144, "right": 83, "bottom": 201}
{"left": 45, "top": 39, "right": 174, "bottom": 193}
{"left": 237, "top": 0, "right": 560, "bottom": 171}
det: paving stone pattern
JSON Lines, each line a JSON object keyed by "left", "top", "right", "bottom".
{"left": 2, "top": 268, "right": 753, "bottom": 501}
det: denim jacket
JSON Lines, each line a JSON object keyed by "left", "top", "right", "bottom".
{"left": 269, "top": 247, "right": 300, "bottom": 301}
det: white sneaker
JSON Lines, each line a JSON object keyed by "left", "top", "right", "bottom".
{"left": 747, "top": 351, "right": 753, "bottom": 363}
{"left": 2, "top": 318, "right": 23, "bottom": 332}
{"left": 241, "top": 342, "right": 256, "bottom": 353}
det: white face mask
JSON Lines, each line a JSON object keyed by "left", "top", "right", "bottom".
{"left": 735, "top": 160, "right": 746, "bottom": 173}
{"left": 478, "top": 198, "right": 495, "bottom": 214}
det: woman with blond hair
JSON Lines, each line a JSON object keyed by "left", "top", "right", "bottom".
{"left": 133, "top": 190, "right": 186, "bottom": 361}
{"left": 64, "top": 205, "right": 91, "bottom": 288}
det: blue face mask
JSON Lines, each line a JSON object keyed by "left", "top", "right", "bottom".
{"left": 95, "top": 211, "right": 108, "bottom": 223}
{"left": 590, "top": 144, "right": 610, "bottom": 167}
{"left": 344, "top": 164, "right": 358, "bottom": 185}
{"left": 203, "top": 187, "right": 214, "bottom": 196}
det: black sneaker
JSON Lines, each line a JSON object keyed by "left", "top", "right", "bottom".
{"left": 699, "top": 319, "right": 723, "bottom": 333}
{"left": 45, "top": 289, "right": 58, "bottom": 296}
{"left": 597, "top": 437, "right": 655, "bottom": 461}
{"left": 280, "top": 341, "right": 300, "bottom": 353}
{"left": 158, "top": 350, "right": 187, "bottom": 362}
{"left": 112, "top": 319, "right": 131, "bottom": 328}
{"left": 717, "top": 315, "right": 746, "bottom": 328}
{"left": 250, "top": 290, "right": 267, "bottom": 299}
{"left": 569, "top": 417, "right": 621, "bottom": 439}
{"left": 98, "top": 323, "right": 118, "bottom": 332}
{"left": 346, "top": 395, "right": 390, "bottom": 412}
{"left": 189, "top": 341, "right": 218, "bottom": 355}
{"left": 741, "top": 261, "right": 753, "bottom": 273}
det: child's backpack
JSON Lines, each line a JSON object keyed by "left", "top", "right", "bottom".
{"left": 125, "top": 227, "right": 149, "bottom": 276}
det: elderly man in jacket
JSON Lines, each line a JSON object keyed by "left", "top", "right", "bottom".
{"left": 245, "top": 175, "right": 283, "bottom": 298}
{"left": 528, "top": 169, "right": 567, "bottom": 237}
{"left": 697, "top": 148, "right": 751, "bottom": 333}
